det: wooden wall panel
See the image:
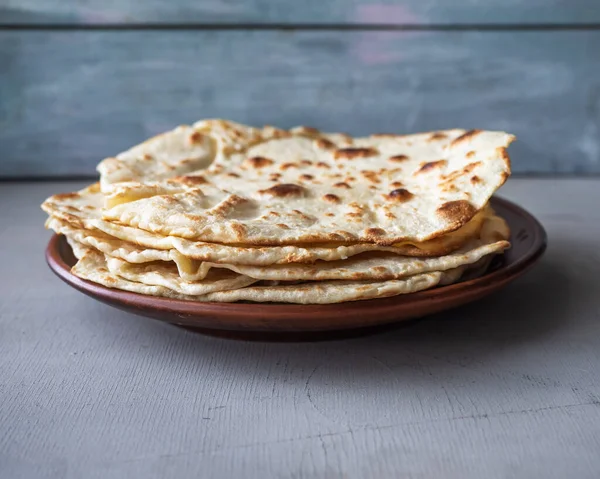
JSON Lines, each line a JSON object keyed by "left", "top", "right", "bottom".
{"left": 1, "top": 30, "right": 599, "bottom": 177}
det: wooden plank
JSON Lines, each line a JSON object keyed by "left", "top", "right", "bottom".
{"left": 2, "top": 0, "right": 600, "bottom": 25}
{"left": 2, "top": 178, "right": 600, "bottom": 477}
{"left": 1, "top": 30, "right": 599, "bottom": 177}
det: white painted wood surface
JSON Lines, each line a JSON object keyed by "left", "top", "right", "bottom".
{"left": 1, "top": 179, "right": 599, "bottom": 478}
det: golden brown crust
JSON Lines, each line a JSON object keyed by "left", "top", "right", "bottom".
{"left": 417, "top": 160, "right": 447, "bottom": 174}
{"left": 440, "top": 161, "right": 482, "bottom": 186}
{"left": 323, "top": 194, "right": 341, "bottom": 204}
{"left": 429, "top": 132, "right": 448, "bottom": 141}
{"left": 386, "top": 188, "right": 414, "bottom": 203}
{"left": 259, "top": 184, "right": 306, "bottom": 198}
{"left": 315, "top": 138, "right": 336, "bottom": 150}
{"left": 360, "top": 170, "right": 381, "bottom": 184}
{"left": 451, "top": 129, "right": 482, "bottom": 146}
{"left": 173, "top": 175, "right": 209, "bottom": 186}
{"left": 189, "top": 131, "right": 205, "bottom": 144}
{"left": 244, "top": 156, "right": 274, "bottom": 169}
{"left": 436, "top": 200, "right": 477, "bottom": 227}
{"left": 334, "top": 148, "right": 379, "bottom": 160}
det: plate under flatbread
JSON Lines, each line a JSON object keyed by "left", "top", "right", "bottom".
{"left": 45, "top": 197, "right": 546, "bottom": 340}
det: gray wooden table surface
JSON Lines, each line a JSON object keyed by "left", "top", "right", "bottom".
{"left": 1, "top": 179, "right": 599, "bottom": 479}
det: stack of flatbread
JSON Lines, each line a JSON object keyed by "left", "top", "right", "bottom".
{"left": 42, "top": 120, "right": 515, "bottom": 304}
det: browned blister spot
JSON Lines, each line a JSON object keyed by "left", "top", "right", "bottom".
{"left": 280, "top": 162, "right": 299, "bottom": 170}
{"left": 498, "top": 147, "right": 512, "bottom": 171}
{"left": 268, "top": 211, "right": 280, "bottom": 217}
{"left": 386, "top": 188, "right": 414, "bottom": 203}
{"left": 316, "top": 161, "right": 331, "bottom": 169}
{"left": 142, "top": 154, "right": 153, "bottom": 161}
{"left": 372, "top": 266, "right": 388, "bottom": 273}
{"left": 470, "top": 175, "right": 481, "bottom": 184}
{"left": 333, "top": 182, "right": 351, "bottom": 189}
{"left": 429, "top": 132, "right": 448, "bottom": 141}
{"left": 295, "top": 126, "right": 321, "bottom": 137}
{"left": 259, "top": 184, "right": 306, "bottom": 198}
{"left": 276, "top": 223, "right": 290, "bottom": 229}
{"left": 300, "top": 159, "right": 313, "bottom": 166}
{"left": 174, "top": 175, "right": 208, "bottom": 185}
{"left": 299, "top": 174, "right": 314, "bottom": 181}
{"left": 315, "top": 138, "right": 336, "bottom": 150}
{"left": 245, "top": 156, "right": 274, "bottom": 169}
{"left": 385, "top": 211, "right": 397, "bottom": 219}
{"left": 231, "top": 222, "right": 247, "bottom": 238}
{"left": 325, "top": 212, "right": 335, "bottom": 217}
{"left": 292, "top": 209, "right": 314, "bottom": 222}
{"left": 442, "top": 184, "right": 459, "bottom": 193}
{"left": 361, "top": 170, "right": 381, "bottom": 184}
{"left": 365, "top": 228, "right": 386, "bottom": 240}
{"left": 163, "top": 196, "right": 180, "bottom": 205}
{"left": 54, "top": 192, "right": 80, "bottom": 200}
{"left": 391, "top": 181, "right": 404, "bottom": 188}
{"left": 440, "top": 161, "right": 482, "bottom": 184}
{"left": 451, "top": 129, "right": 482, "bottom": 146}
{"left": 334, "top": 147, "right": 379, "bottom": 160}
{"left": 189, "top": 131, "right": 204, "bottom": 144}
{"left": 466, "top": 150, "right": 476, "bottom": 158}
{"left": 323, "top": 194, "right": 341, "bottom": 204}
{"left": 436, "top": 200, "right": 477, "bottom": 226}
{"left": 227, "top": 172, "right": 240, "bottom": 178}
{"left": 417, "top": 160, "right": 447, "bottom": 174}
{"left": 269, "top": 173, "right": 282, "bottom": 181}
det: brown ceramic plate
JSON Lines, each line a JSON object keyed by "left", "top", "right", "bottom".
{"left": 46, "top": 196, "right": 546, "bottom": 338}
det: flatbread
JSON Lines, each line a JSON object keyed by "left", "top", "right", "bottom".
{"left": 69, "top": 240, "right": 258, "bottom": 296}
{"left": 98, "top": 120, "right": 514, "bottom": 245}
{"left": 71, "top": 245, "right": 449, "bottom": 304}
{"left": 43, "top": 183, "right": 493, "bottom": 263}
{"left": 54, "top": 213, "right": 508, "bottom": 282}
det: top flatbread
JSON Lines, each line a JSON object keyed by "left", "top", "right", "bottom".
{"left": 97, "top": 120, "right": 514, "bottom": 246}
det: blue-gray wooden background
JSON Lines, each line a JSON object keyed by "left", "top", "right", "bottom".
{"left": 2, "top": 1, "right": 600, "bottom": 178}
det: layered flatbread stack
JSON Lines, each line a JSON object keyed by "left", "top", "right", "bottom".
{"left": 42, "top": 120, "right": 515, "bottom": 304}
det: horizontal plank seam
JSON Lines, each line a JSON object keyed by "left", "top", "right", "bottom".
{"left": 2, "top": 23, "right": 600, "bottom": 31}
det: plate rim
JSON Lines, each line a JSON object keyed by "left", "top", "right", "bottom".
{"left": 45, "top": 196, "right": 547, "bottom": 318}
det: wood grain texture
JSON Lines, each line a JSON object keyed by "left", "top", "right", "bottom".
{"left": 2, "top": 30, "right": 600, "bottom": 177}
{"left": 2, "top": 0, "right": 600, "bottom": 25}
{"left": 1, "top": 179, "right": 600, "bottom": 478}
